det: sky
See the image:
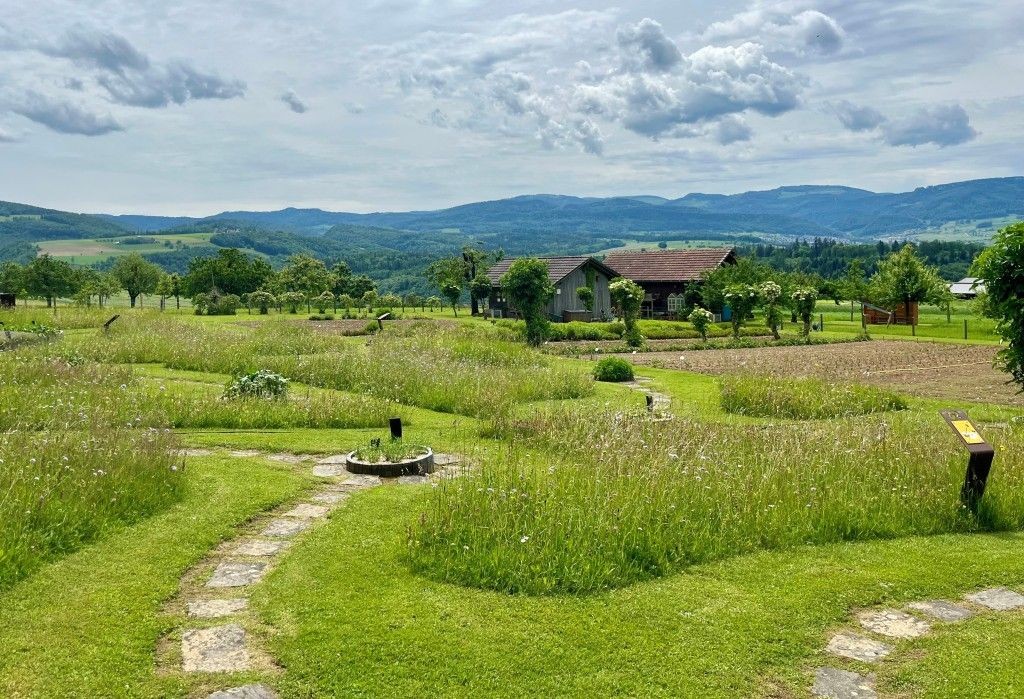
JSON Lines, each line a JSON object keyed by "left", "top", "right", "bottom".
{"left": 0, "top": 0, "right": 1022, "bottom": 215}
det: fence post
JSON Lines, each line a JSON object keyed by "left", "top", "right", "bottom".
{"left": 911, "top": 322, "right": 916, "bottom": 337}
{"left": 964, "top": 319, "right": 968, "bottom": 340}
{"left": 819, "top": 313, "right": 824, "bottom": 332}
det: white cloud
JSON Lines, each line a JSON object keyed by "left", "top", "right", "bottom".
{"left": 830, "top": 100, "right": 886, "bottom": 131}
{"left": 702, "top": 5, "right": 845, "bottom": 56}
{"left": 616, "top": 18, "right": 682, "bottom": 73}
{"left": 10, "top": 91, "right": 123, "bottom": 135}
{"left": 882, "top": 104, "right": 977, "bottom": 147}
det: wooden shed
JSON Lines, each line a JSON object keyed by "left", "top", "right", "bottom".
{"left": 486, "top": 256, "right": 619, "bottom": 322}
{"left": 862, "top": 301, "right": 919, "bottom": 325}
{"left": 603, "top": 248, "right": 736, "bottom": 318}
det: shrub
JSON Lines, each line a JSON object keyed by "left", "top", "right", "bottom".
{"left": 688, "top": 307, "right": 714, "bottom": 341}
{"left": 610, "top": 278, "right": 645, "bottom": 347}
{"left": 592, "top": 357, "right": 634, "bottom": 382}
{"left": 972, "top": 221, "right": 1024, "bottom": 390}
{"left": 719, "top": 375, "right": 908, "bottom": 419}
{"left": 223, "top": 370, "right": 289, "bottom": 400}
{"left": 501, "top": 259, "right": 555, "bottom": 347}
{"left": 309, "top": 314, "right": 335, "bottom": 321}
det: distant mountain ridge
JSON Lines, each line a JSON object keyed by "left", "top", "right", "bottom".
{"left": 94, "top": 176, "right": 1024, "bottom": 241}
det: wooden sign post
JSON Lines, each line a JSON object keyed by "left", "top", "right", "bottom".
{"left": 940, "top": 409, "right": 995, "bottom": 510}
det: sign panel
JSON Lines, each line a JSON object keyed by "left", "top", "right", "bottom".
{"left": 950, "top": 419, "right": 984, "bottom": 444}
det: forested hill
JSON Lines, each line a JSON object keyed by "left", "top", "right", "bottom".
{"left": 93, "top": 176, "right": 1024, "bottom": 240}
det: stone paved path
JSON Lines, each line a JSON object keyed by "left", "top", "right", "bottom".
{"left": 624, "top": 376, "right": 672, "bottom": 417}
{"left": 812, "top": 586, "right": 1024, "bottom": 698}
{"left": 168, "top": 447, "right": 467, "bottom": 697}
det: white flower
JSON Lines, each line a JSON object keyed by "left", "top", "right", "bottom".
{"left": 520, "top": 535, "right": 530, "bottom": 543}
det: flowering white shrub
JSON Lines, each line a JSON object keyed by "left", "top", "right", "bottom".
{"left": 688, "top": 307, "right": 715, "bottom": 341}
{"left": 223, "top": 370, "right": 289, "bottom": 400}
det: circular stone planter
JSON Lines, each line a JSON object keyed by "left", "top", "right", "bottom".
{"left": 345, "top": 448, "right": 435, "bottom": 478}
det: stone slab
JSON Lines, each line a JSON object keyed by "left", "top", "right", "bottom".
{"left": 907, "top": 600, "right": 975, "bottom": 622}
{"left": 267, "top": 453, "right": 310, "bottom": 464}
{"left": 396, "top": 474, "right": 429, "bottom": 485}
{"left": 311, "top": 490, "right": 350, "bottom": 504}
{"left": 228, "top": 450, "right": 262, "bottom": 458}
{"left": 812, "top": 667, "right": 877, "bottom": 699}
{"left": 343, "top": 473, "right": 382, "bottom": 487}
{"left": 261, "top": 518, "right": 311, "bottom": 538}
{"left": 312, "top": 464, "right": 346, "bottom": 477}
{"left": 858, "top": 610, "right": 930, "bottom": 638}
{"left": 208, "top": 685, "right": 279, "bottom": 699}
{"left": 207, "top": 562, "right": 268, "bottom": 588}
{"left": 315, "top": 454, "right": 349, "bottom": 465}
{"left": 825, "top": 633, "right": 892, "bottom": 663}
{"left": 181, "top": 448, "right": 214, "bottom": 457}
{"left": 233, "top": 539, "right": 290, "bottom": 557}
{"left": 282, "top": 503, "right": 329, "bottom": 519}
{"left": 181, "top": 624, "right": 249, "bottom": 672}
{"left": 188, "top": 598, "right": 249, "bottom": 619}
{"left": 966, "top": 587, "right": 1024, "bottom": 611}
{"left": 433, "top": 453, "right": 463, "bottom": 466}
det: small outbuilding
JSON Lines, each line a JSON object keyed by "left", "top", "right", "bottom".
{"left": 0, "top": 293, "right": 14, "bottom": 309}
{"left": 603, "top": 248, "right": 737, "bottom": 318}
{"left": 486, "top": 256, "right": 618, "bottom": 321}
{"left": 949, "top": 277, "right": 985, "bottom": 299}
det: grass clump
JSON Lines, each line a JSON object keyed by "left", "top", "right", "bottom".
{"left": 223, "top": 369, "right": 289, "bottom": 400}
{"left": 720, "top": 375, "right": 908, "bottom": 419}
{"left": 0, "top": 427, "right": 183, "bottom": 590}
{"left": 592, "top": 357, "right": 634, "bottom": 382}
{"left": 353, "top": 437, "right": 427, "bottom": 463}
{"left": 409, "top": 410, "right": 1024, "bottom": 595}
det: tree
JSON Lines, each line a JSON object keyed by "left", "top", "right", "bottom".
{"left": 167, "top": 272, "right": 183, "bottom": 309}
{"left": 348, "top": 274, "right": 376, "bottom": 299}
{"left": 183, "top": 248, "right": 274, "bottom": 297}
{"left": 972, "top": 221, "right": 1024, "bottom": 390}
{"left": 280, "top": 254, "right": 331, "bottom": 312}
{"left": 723, "top": 284, "right": 759, "bottom": 340}
{"left": 279, "top": 291, "right": 305, "bottom": 314}
{"left": 361, "top": 289, "right": 379, "bottom": 315}
{"left": 0, "top": 261, "right": 25, "bottom": 297}
{"left": 688, "top": 307, "right": 714, "bottom": 341}
{"left": 501, "top": 259, "right": 555, "bottom": 347}
{"left": 154, "top": 273, "right": 172, "bottom": 311}
{"left": 576, "top": 285, "right": 595, "bottom": 313}
{"left": 111, "top": 253, "right": 162, "bottom": 308}
{"left": 841, "top": 259, "right": 869, "bottom": 321}
{"left": 379, "top": 293, "right": 401, "bottom": 312}
{"left": 96, "top": 274, "right": 121, "bottom": 308}
{"left": 759, "top": 280, "right": 783, "bottom": 340}
{"left": 469, "top": 273, "right": 491, "bottom": 315}
{"left": 249, "top": 290, "right": 275, "bottom": 315}
{"left": 426, "top": 296, "right": 442, "bottom": 312}
{"left": 701, "top": 258, "right": 773, "bottom": 312}
{"left": 610, "top": 277, "right": 646, "bottom": 347}
{"left": 314, "top": 290, "right": 335, "bottom": 314}
{"left": 440, "top": 281, "right": 462, "bottom": 317}
{"left": 405, "top": 293, "right": 423, "bottom": 313}
{"left": 427, "top": 257, "right": 467, "bottom": 314}
{"left": 792, "top": 288, "right": 818, "bottom": 338}
{"left": 25, "top": 254, "right": 78, "bottom": 308}
{"left": 337, "top": 293, "right": 355, "bottom": 317}
{"left": 869, "top": 244, "right": 944, "bottom": 325}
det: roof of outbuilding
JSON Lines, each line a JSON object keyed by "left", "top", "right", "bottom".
{"left": 486, "top": 256, "right": 617, "bottom": 286}
{"left": 603, "top": 248, "right": 736, "bottom": 282}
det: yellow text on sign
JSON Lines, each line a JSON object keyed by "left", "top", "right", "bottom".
{"left": 952, "top": 420, "right": 985, "bottom": 444}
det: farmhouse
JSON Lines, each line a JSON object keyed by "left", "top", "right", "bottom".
{"left": 486, "top": 256, "right": 618, "bottom": 321}
{"left": 603, "top": 248, "right": 737, "bottom": 318}
{"left": 949, "top": 277, "right": 985, "bottom": 299}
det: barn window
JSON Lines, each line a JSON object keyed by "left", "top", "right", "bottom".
{"left": 666, "top": 293, "right": 682, "bottom": 313}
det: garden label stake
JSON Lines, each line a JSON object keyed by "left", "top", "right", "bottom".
{"left": 940, "top": 409, "right": 995, "bottom": 512}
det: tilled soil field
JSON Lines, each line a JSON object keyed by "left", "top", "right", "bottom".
{"left": 620, "top": 340, "right": 1023, "bottom": 406}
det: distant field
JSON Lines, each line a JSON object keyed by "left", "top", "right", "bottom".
{"left": 36, "top": 233, "right": 213, "bottom": 263}
{"left": 0, "top": 214, "right": 42, "bottom": 222}
{"left": 897, "top": 216, "right": 1018, "bottom": 243}
{"left": 598, "top": 239, "right": 746, "bottom": 254}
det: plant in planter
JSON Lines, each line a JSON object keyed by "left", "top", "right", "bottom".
{"left": 346, "top": 431, "right": 435, "bottom": 477}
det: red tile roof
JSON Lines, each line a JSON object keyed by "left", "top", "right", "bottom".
{"left": 603, "top": 248, "right": 735, "bottom": 282}
{"left": 486, "top": 256, "right": 616, "bottom": 286}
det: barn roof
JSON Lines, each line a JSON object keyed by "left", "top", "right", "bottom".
{"left": 603, "top": 248, "right": 736, "bottom": 282}
{"left": 949, "top": 277, "right": 985, "bottom": 295}
{"left": 486, "top": 256, "right": 617, "bottom": 286}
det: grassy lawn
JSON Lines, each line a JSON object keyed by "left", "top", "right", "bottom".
{"left": 2, "top": 309, "right": 1023, "bottom": 697}
{"left": 0, "top": 455, "right": 310, "bottom": 698}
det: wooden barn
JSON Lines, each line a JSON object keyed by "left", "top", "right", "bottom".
{"left": 603, "top": 248, "right": 737, "bottom": 318}
{"left": 486, "top": 256, "right": 618, "bottom": 322}
{"left": 862, "top": 301, "right": 919, "bottom": 325}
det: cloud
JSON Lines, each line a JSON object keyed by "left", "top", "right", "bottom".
{"left": 714, "top": 115, "right": 752, "bottom": 144}
{"left": 0, "top": 125, "right": 18, "bottom": 142}
{"left": 616, "top": 18, "right": 682, "bottom": 73}
{"left": 882, "top": 104, "right": 978, "bottom": 147}
{"left": 96, "top": 61, "right": 245, "bottom": 108}
{"left": 280, "top": 89, "right": 308, "bottom": 113}
{"left": 702, "top": 6, "right": 845, "bottom": 55}
{"left": 830, "top": 100, "right": 886, "bottom": 131}
{"left": 2, "top": 24, "right": 245, "bottom": 112}
{"left": 10, "top": 91, "right": 123, "bottom": 135}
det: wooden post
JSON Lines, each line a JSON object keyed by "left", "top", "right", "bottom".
{"left": 940, "top": 409, "right": 995, "bottom": 512}
{"left": 964, "top": 319, "right": 968, "bottom": 340}
{"left": 389, "top": 417, "right": 403, "bottom": 440}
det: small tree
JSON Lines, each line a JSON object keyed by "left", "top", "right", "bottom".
{"left": 337, "top": 293, "right": 355, "bottom": 317}
{"left": 469, "top": 273, "right": 491, "bottom": 316}
{"left": 723, "top": 283, "right": 759, "bottom": 340}
{"left": 576, "top": 285, "right": 594, "bottom": 313}
{"left": 440, "top": 282, "right": 462, "bottom": 317}
{"left": 380, "top": 293, "right": 401, "bottom": 313}
{"left": 315, "top": 290, "right": 335, "bottom": 314}
{"left": 405, "top": 293, "right": 423, "bottom": 314}
{"left": 250, "top": 290, "right": 276, "bottom": 314}
{"left": 610, "top": 277, "right": 645, "bottom": 347}
{"left": 972, "top": 221, "right": 1024, "bottom": 390}
{"left": 869, "top": 244, "right": 943, "bottom": 325}
{"left": 792, "top": 288, "right": 818, "bottom": 338}
{"left": 688, "top": 307, "right": 714, "bottom": 341}
{"left": 501, "top": 258, "right": 555, "bottom": 347}
{"left": 426, "top": 296, "right": 442, "bottom": 312}
{"left": 280, "top": 291, "right": 305, "bottom": 314}
{"left": 167, "top": 272, "right": 183, "bottom": 310}
{"left": 361, "top": 289, "right": 379, "bottom": 316}
{"left": 759, "top": 280, "right": 783, "bottom": 340}
{"left": 111, "top": 253, "right": 162, "bottom": 308}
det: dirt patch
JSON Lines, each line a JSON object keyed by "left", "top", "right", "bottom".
{"left": 621, "top": 340, "right": 1023, "bottom": 406}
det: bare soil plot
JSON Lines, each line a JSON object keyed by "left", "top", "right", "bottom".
{"left": 621, "top": 340, "right": 1023, "bottom": 406}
